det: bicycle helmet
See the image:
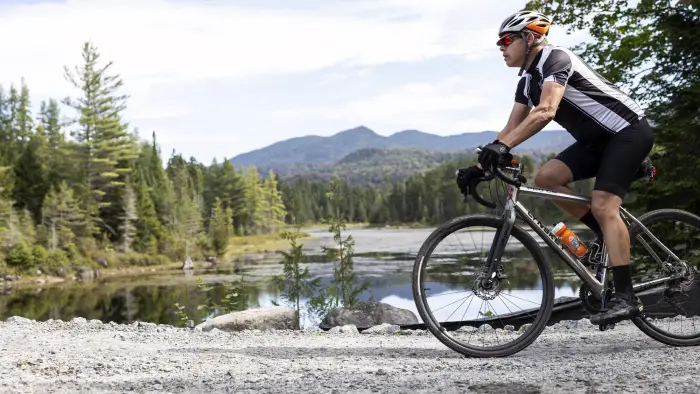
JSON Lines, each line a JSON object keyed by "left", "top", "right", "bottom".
{"left": 499, "top": 10, "right": 551, "bottom": 39}
{"left": 498, "top": 10, "right": 552, "bottom": 76}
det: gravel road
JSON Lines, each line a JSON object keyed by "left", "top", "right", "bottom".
{"left": 1, "top": 316, "right": 699, "bottom": 393}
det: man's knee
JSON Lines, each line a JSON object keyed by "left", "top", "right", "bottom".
{"left": 590, "top": 191, "right": 622, "bottom": 223}
{"left": 535, "top": 159, "right": 573, "bottom": 188}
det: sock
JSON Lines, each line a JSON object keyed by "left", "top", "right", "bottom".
{"left": 579, "top": 209, "right": 603, "bottom": 239}
{"left": 612, "top": 264, "right": 635, "bottom": 299}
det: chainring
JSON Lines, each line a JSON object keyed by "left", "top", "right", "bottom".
{"left": 579, "top": 283, "right": 613, "bottom": 314}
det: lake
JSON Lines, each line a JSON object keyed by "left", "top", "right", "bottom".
{"left": 0, "top": 226, "right": 588, "bottom": 328}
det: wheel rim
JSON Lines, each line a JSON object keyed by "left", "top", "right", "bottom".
{"left": 630, "top": 213, "right": 700, "bottom": 340}
{"left": 416, "top": 219, "right": 552, "bottom": 353}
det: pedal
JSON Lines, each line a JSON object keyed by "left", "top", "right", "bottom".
{"left": 598, "top": 323, "right": 615, "bottom": 331}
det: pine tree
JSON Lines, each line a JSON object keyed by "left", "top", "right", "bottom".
{"left": 243, "top": 167, "right": 265, "bottom": 235}
{"left": 208, "top": 197, "right": 233, "bottom": 258}
{"left": 41, "top": 181, "right": 82, "bottom": 252}
{"left": 62, "top": 41, "right": 137, "bottom": 238}
{"left": 169, "top": 160, "right": 202, "bottom": 258}
{"left": 219, "top": 160, "right": 247, "bottom": 232}
{"left": 12, "top": 131, "right": 49, "bottom": 223}
{"left": 261, "top": 169, "right": 287, "bottom": 234}
{"left": 120, "top": 178, "right": 137, "bottom": 253}
{"left": 14, "top": 79, "right": 33, "bottom": 145}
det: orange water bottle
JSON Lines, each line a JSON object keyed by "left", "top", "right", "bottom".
{"left": 552, "top": 222, "right": 588, "bottom": 257}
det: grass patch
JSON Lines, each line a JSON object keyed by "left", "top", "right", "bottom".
{"left": 225, "top": 231, "right": 312, "bottom": 257}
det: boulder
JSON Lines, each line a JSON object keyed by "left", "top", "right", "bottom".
{"left": 195, "top": 306, "right": 299, "bottom": 332}
{"left": 76, "top": 268, "right": 99, "bottom": 281}
{"left": 319, "top": 301, "right": 419, "bottom": 330}
{"left": 181, "top": 256, "right": 193, "bottom": 270}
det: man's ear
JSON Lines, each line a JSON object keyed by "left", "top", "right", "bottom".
{"left": 526, "top": 32, "right": 536, "bottom": 46}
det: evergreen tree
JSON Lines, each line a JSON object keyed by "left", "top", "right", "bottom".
{"left": 41, "top": 181, "right": 82, "bottom": 252}
{"left": 208, "top": 197, "right": 233, "bottom": 258}
{"left": 12, "top": 132, "right": 49, "bottom": 223}
{"left": 120, "top": 178, "right": 138, "bottom": 253}
{"left": 62, "top": 40, "right": 137, "bottom": 239}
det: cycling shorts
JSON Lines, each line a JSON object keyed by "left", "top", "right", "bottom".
{"left": 554, "top": 117, "right": 654, "bottom": 199}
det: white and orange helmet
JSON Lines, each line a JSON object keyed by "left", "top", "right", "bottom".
{"left": 499, "top": 10, "right": 552, "bottom": 44}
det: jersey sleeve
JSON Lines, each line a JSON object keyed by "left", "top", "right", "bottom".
{"left": 542, "top": 49, "right": 573, "bottom": 86}
{"left": 514, "top": 77, "right": 529, "bottom": 105}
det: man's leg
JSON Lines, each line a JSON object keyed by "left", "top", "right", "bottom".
{"left": 590, "top": 191, "right": 633, "bottom": 295}
{"left": 535, "top": 144, "right": 603, "bottom": 238}
{"left": 588, "top": 118, "right": 654, "bottom": 325}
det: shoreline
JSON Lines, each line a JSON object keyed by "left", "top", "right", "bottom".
{"left": 2, "top": 231, "right": 318, "bottom": 289}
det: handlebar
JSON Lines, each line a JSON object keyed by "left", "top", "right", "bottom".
{"left": 463, "top": 147, "right": 526, "bottom": 208}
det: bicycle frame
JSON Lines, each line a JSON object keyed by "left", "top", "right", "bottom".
{"left": 485, "top": 180, "right": 678, "bottom": 302}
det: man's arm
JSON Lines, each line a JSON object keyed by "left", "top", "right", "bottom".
{"left": 496, "top": 101, "right": 531, "bottom": 142}
{"left": 499, "top": 81, "right": 565, "bottom": 149}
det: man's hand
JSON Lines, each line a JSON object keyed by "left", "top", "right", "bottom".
{"left": 477, "top": 140, "right": 511, "bottom": 170}
{"left": 456, "top": 166, "right": 485, "bottom": 197}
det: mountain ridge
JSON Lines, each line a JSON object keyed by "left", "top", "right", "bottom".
{"left": 229, "top": 125, "right": 574, "bottom": 169}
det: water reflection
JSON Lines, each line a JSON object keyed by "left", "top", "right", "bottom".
{"left": 0, "top": 252, "right": 583, "bottom": 328}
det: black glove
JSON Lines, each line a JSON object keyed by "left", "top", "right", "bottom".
{"left": 478, "top": 140, "right": 511, "bottom": 170}
{"left": 456, "top": 165, "right": 485, "bottom": 197}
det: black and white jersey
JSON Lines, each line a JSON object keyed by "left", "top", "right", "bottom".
{"left": 515, "top": 44, "right": 645, "bottom": 143}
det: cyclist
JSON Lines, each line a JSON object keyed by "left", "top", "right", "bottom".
{"left": 456, "top": 9, "right": 653, "bottom": 326}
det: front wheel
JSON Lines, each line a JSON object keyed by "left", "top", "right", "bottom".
{"left": 412, "top": 214, "right": 555, "bottom": 358}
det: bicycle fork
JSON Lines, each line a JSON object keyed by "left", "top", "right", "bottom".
{"left": 483, "top": 188, "right": 518, "bottom": 282}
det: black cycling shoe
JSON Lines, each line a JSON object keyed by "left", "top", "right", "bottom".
{"left": 589, "top": 293, "right": 643, "bottom": 325}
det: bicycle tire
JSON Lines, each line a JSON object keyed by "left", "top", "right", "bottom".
{"left": 412, "top": 214, "right": 555, "bottom": 358}
{"left": 629, "top": 208, "right": 700, "bottom": 346}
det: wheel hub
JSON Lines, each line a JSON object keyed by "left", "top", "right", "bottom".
{"left": 473, "top": 273, "right": 502, "bottom": 300}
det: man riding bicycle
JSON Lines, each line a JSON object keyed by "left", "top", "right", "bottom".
{"left": 457, "top": 10, "right": 654, "bottom": 326}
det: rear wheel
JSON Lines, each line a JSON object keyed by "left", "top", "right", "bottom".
{"left": 627, "top": 209, "right": 700, "bottom": 346}
{"left": 412, "top": 214, "right": 555, "bottom": 358}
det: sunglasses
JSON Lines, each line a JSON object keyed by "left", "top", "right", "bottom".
{"left": 497, "top": 34, "right": 521, "bottom": 47}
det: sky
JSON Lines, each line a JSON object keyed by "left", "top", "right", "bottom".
{"left": 0, "top": 0, "right": 591, "bottom": 165}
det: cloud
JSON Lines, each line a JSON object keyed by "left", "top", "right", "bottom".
{"left": 0, "top": 0, "right": 514, "bottom": 98}
{"left": 277, "top": 76, "right": 495, "bottom": 133}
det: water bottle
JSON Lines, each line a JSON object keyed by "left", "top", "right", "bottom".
{"left": 552, "top": 222, "right": 588, "bottom": 257}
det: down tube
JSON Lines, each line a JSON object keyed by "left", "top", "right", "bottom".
{"left": 513, "top": 201, "right": 603, "bottom": 295}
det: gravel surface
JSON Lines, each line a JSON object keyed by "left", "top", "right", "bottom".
{"left": 2, "top": 316, "right": 700, "bottom": 393}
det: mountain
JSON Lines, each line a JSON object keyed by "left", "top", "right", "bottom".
{"left": 276, "top": 147, "right": 471, "bottom": 185}
{"left": 229, "top": 126, "right": 574, "bottom": 169}
{"left": 228, "top": 126, "right": 575, "bottom": 185}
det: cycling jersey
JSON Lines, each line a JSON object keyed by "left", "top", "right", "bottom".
{"left": 515, "top": 44, "right": 646, "bottom": 143}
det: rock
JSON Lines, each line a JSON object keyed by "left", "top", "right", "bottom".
{"left": 195, "top": 306, "right": 299, "bottom": 332}
{"left": 181, "top": 256, "right": 193, "bottom": 270}
{"left": 328, "top": 324, "right": 359, "bottom": 335}
{"left": 6, "top": 316, "right": 32, "bottom": 324}
{"left": 35, "top": 279, "right": 45, "bottom": 284}
{"left": 36, "top": 269, "right": 42, "bottom": 276}
{"left": 319, "top": 301, "right": 419, "bottom": 330}
{"left": 89, "top": 319, "right": 103, "bottom": 325}
{"left": 96, "top": 258, "right": 108, "bottom": 268}
{"left": 3, "top": 274, "right": 12, "bottom": 281}
{"left": 71, "top": 317, "right": 88, "bottom": 325}
{"left": 55, "top": 267, "right": 67, "bottom": 278}
{"left": 205, "top": 256, "right": 217, "bottom": 264}
{"left": 362, "top": 323, "right": 400, "bottom": 335}
{"left": 519, "top": 323, "right": 532, "bottom": 333}
{"left": 76, "top": 268, "right": 99, "bottom": 281}
{"left": 137, "top": 321, "right": 157, "bottom": 330}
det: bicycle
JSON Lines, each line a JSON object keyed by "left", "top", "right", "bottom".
{"left": 412, "top": 149, "right": 700, "bottom": 357}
